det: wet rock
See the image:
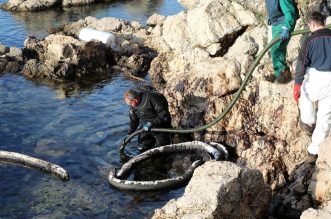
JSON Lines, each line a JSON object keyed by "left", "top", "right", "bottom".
{"left": 0, "top": 0, "right": 59, "bottom": 11}
{"left": 0, "top": 45, "right": 23, "bottom": 74}
{"left": 116, "top": 53, "right": 152, "bottom": 77}
{"left": 153, "top": 161, "right": 271, "bottom": 219}
{"left": 62, "top": 0, "right": 96, "bottom": 7}
{"left": 23, "top": 34, "right": 110, "bottom": 80}
{"left": 0, "top": 56, "right": 22, "bottom": 73}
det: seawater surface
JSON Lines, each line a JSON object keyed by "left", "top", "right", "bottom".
{"left": 0, "top": 0, "right": 185, "bottom": 218}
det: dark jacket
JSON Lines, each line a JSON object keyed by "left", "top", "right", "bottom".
{"left": 265, "top": 0, "right": 298, "bottom": 29}
{"left": 295, "top": 28, "right": 331, "bottom": 84}
{"left": 128, "top": 91, "right": 171, "bottom": 134}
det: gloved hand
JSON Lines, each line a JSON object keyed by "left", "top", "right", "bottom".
{"left": 280, "top": 26, "right": 290, "bottom": 41}
{"left": 143, "top": 122, "right": 152, "bottom": 132}
{"left": 293, "top": 83, "right": 302, "bottom": 104}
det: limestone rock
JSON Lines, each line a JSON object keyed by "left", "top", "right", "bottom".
{"left": 62, "top": 0, "right": 96, "bottom": 7}
{"left": 153, "top": 161, "right": 271, "bottom": 219}
{"left": 0, "top": 44, "right": 9, "bottom": 55}
{"left": 147, "top": 14, "right": 166, "bottom": 27}
{"left": 0, "top": 45, "right": 23, "bottom": 74}
{"left": 23, "top": 34, "right": 110, "bottom": 80}
{"left": 0, "top": 0, "right": 59, "bottom": 11}
{"left": 308, "top": 136, "right": 331, "bottom": 203}
{"left": 300, "top": 200, "right": 331, "bottom": 219}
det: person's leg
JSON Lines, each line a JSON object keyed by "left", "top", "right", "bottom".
{"left": 138, "top": 132, "right": 155, "bottom": 151}
{"left": 271, "top": 24, "right": 290, "bottom": 77}
{"left": 299, "top": 85, "right": 316, "bottom": 125}
{"left": 308, "top": 95, "right": 331, "bottom": 154}
{"left": 154, "top": 133, "right": 171, "bottom": 147}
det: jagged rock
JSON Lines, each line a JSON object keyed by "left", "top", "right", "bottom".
{"left": 308, "top": 136, "right": 331, "bottom": 203}
{"left": 0, "top": 0, "right": 59, "bottom": 11}
{"left": 0, "top": 44, "right": 9, "bottom": 55}
{"left": 23, "top": 34, "right": 110, "bottom": 80}
{"left": 0, "top": 45, "right": 23, "bottom": 74}
{"left": 300, "top": 200, "right": 331, "bottom": 219}
{"left": 62, "top": 0, "right": 96, "bottom": 7}
{"left": 146, "top": 1, "right": 324, "bottom": 218}
{"left": 8, "top": 47, "right": 23, "bottom": 59}
{"left": 178, "top": 0, "right": 200, "bottom": 10}
{"left": 147, "top": 13, "right": 166, "bottom": 27}
{"left": 0, "top": 56, "right": 22, "bottom": 73}
{"left": 153, "top": 161, "right": 271, "bottom": 219}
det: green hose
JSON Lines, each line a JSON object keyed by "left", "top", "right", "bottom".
{"left": 120, "top": 24, "right": 331, "bottom": 152}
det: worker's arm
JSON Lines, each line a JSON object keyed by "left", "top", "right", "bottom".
{"left": 128, "top": 108, "right": 139, "bottom": 134}
{"left": 295, "top": 38, "right": 311, "bottom": 84}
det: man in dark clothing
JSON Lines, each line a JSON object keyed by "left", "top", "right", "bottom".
{"left": 124, "top": 89, "right": 172, "bottom": 151}
{"left": 293, "top": 11, "right": 331, "bottom": 155}
{"left": 265, "top": 0, "right": 299, "bottom": 83}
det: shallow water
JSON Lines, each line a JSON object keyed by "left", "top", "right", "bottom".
{"left": 0, "top": 0, "right": 185, "bottom": 218}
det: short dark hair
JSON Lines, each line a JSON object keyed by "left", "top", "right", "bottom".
{"left": 308, "top": 11, "right": 325, "bottom": 26}
{"left": 124, "top": 89, "right": 141, "bottom": 100}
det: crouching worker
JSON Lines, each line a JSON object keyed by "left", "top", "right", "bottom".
{"left": 123, "top": 89, "right": 172, "bottom": 152}
{"left": 293, "top": 11, "right": 331, "bottom": 155}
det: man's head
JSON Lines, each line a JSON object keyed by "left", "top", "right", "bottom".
{"left": 124, "top": 89, "right": 141, "bottom": 107}
{"left": 308, "top": 11, "right": 325, "bottom": 32}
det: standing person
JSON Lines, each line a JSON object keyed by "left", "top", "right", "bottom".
{"left": 293, "top": 11, "right": 331, "bottom": 155}
{"left": 124, "top": 89, "right": 172, "bottom": 151}
{"left": 265, "top": 0, "right": 299, "bottom": 83}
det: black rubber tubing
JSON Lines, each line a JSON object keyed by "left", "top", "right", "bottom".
{"left": 109, "top": 141, "right": 226, "bottom": 190}
{"left": 117, "top": 141, "right": 221, "bottom": 178}
{"left": 119, "top": 24, "right": 331, "bottom": 153}
{"left": 108, "top": 159, "right": 202, "bottom": 190}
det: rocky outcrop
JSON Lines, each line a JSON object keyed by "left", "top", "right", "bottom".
{"left": 153, "top": 161, "right": 271, "bottom": 219}
{"left": 0, "top": 0, "right": 59, "bottom": 11}
{"left": 144, "top": 0, "right": 325, "bottom": 218}
{"left": 0, "top": 44, "right": 23, "bottom": 74}
{"left": 9, "top": 16, "right": 155, "bottom": 80}
{"left": 0, "top": 0, "right": 113, "bottom": 11}
{"left": 60, "top": 16, "right": 154, "bottom": 77}
{"left": 22, "top": 34, "right": 110, "bottom": 80}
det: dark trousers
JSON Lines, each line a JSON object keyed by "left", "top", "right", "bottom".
{"left": 138, "top": 132, "right": 171, "bottom": 149}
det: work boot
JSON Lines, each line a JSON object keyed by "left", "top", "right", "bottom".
{"left": 264, "top": 74, "right": 276, "bottom": 83}
{"left": 275, "top": 69, "right": 292, "bottom": 84}
{"left": 299, "top": 121, "right": 315, "bottom": 136}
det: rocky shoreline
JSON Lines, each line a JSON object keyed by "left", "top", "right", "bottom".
{"left": 1, "top": 0, "right": 331, "bottom": 218}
